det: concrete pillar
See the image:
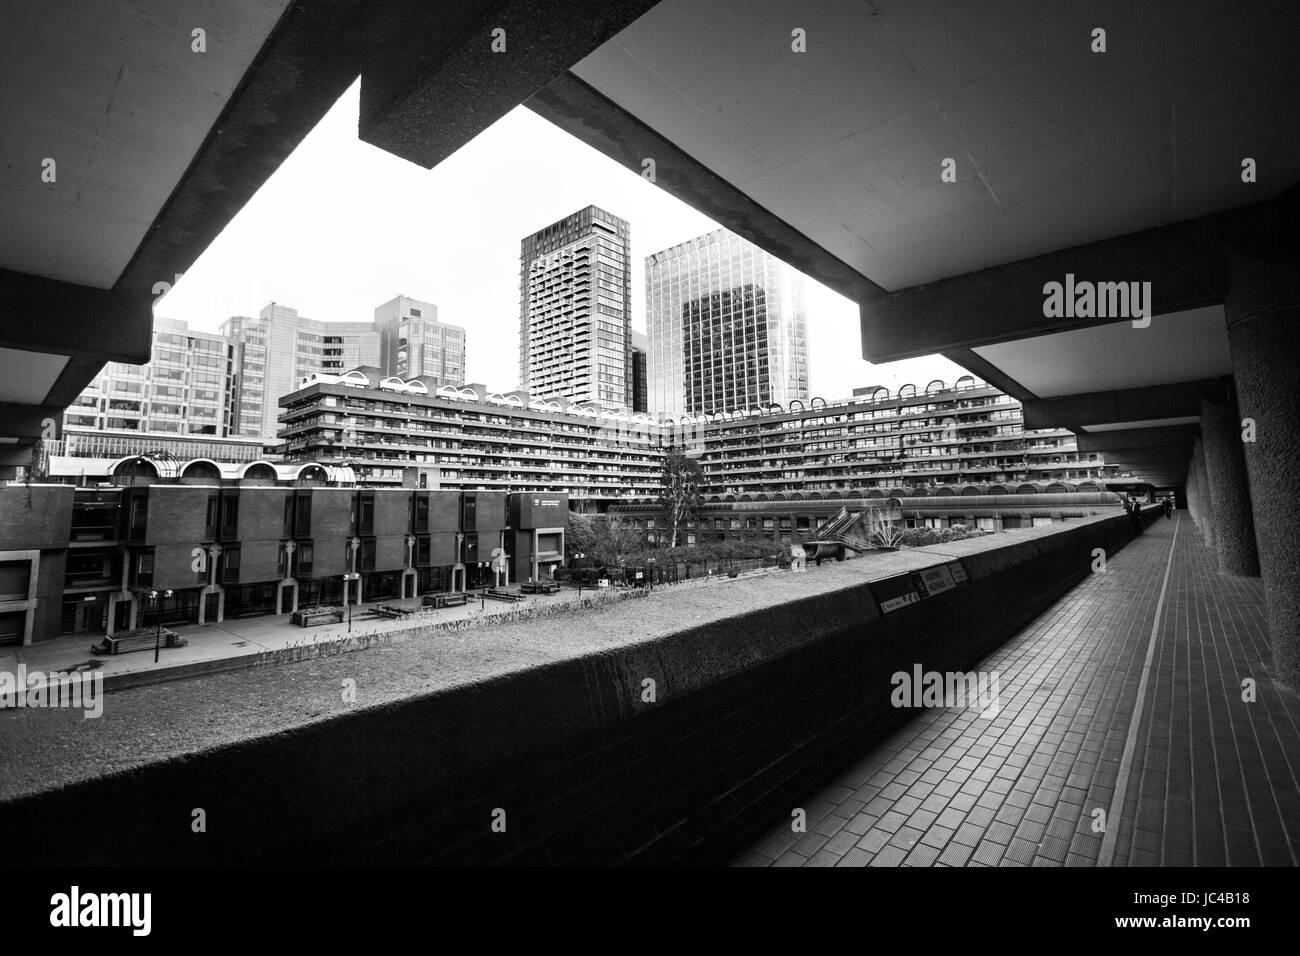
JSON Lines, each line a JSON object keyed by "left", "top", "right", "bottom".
{"left": 1225, "top": 246, "right": 1300, "bottom": 685}
{"left": 1189, "top": 436, "right": 1216, "bottom": 551}
{"left": 1199, "top": 394, "right": 1260, "bottom": 575}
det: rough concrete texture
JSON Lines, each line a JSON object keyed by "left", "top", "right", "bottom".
{"left": 1200, "top": 396, "right": 1260, "bottom": 576}
{"left": 0, "top": 513, "right": 1149, "bottom": 865}
{"left": 1189, "top": 436, "right": 1216, "bottom": 552}
{"left": 1226, "top": 251, "right": 1300, "bottom": 686}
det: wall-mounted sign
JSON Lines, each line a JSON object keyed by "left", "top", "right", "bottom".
{"left": 947, "top": 561, "right": 969, "bottom": 585}
{"left": 871, "top": 574, "right": 921, "bottom": 614}
{"left": 912, "top": 564, "right": 956, "bottom": 599}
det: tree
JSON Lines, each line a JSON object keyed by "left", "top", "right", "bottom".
{"left": 566, "top": 512, "right": 642, "bottom": 566}
{"left": 658, "top": 451, "right": 704, "bottom": 549}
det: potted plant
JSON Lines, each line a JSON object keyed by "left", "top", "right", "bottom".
{"left": 867, "top": 508, "right": 904, "bottom": 551}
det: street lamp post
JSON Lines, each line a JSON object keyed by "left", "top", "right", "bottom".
{"left": 573, "top": 552, "right": 585, "bottom": 597}
{"left": 647, "top": 557, "right": 656, "bottom": 592}
{"left": 149, "top": 588, "right": 174, "bottom": 663}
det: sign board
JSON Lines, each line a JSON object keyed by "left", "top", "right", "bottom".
{"left": 947, "top": 560, "right": 969, "bottom": 585}
{"left": 911, "top": 564, "right": 956, "bottom": 599}
{"left": 514, "top": 493, "right": 569, "bottom": 528}
{"left": 635, "top": 571, "right": 643, "bottom": 579}
{"left": 871, "top": 574, "right": 921, "bottom": 614}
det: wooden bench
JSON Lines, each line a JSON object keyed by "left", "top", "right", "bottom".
{"left": 484, "top": 588, "right": 526, "bottom": 603}
{"left": 421, "top": 591, "right": 471, "bottom": 609}
{"left": 91, "top": 628, "right": 186, "bottom": 656}
{"left": 364, "top": 604, "right": 408, "bottom": 620}
{"left": 520, "top": 581, "right": 561, "bottom": 595}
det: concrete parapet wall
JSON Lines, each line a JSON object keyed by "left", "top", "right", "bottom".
{"left": 0, "top": 511, "right": 1155, "bottom": 866}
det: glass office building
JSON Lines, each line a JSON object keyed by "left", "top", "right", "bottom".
{"left": 646, "top": 228, "right": 809, "bottom": 417}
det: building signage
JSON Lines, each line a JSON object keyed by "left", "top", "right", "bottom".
{"left": 871, "top": 574, "right": 921, "bottom": 614}
{"left": 911, "top": 565, "right": 956, "bottom": 599}
{"left": 947, "top": 561, "right": 969, "bottom": 585}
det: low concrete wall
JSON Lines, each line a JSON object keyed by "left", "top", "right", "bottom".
{"left": 0, "top": 510, "right": 1157, "bottom": 865}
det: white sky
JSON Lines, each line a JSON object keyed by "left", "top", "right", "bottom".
{"left": 159, "top": 79, "right": 964, "bottom": 402}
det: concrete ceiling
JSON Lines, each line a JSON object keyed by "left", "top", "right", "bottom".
{"left": 0, "top": 0, "right": 292, "bottom": 290}
{"left": 972, "top": 305, "right": 1231, "bottom": 398}
{"left": 1089, "top": 417, "right": 1199, "bottom": 433}
{"left": 572, "top": 0, "right": 1299, "bottom": 291}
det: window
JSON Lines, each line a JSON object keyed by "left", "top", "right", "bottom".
{"left": 413, "top": 494, "right": 429, "bottom": 532}
{"left": 133, "top": 550, "right": 155, "bottom": 587}
{"left": 360, "top": 538, "right": 376, "bottom": 571}
{"left": 219, "top": 497, "right": 239, "bottom": 538}
{"left": 356, "top": 493, "right": 375, "bottom": 535}
{"left": 221, "top": 546, "right": 241, "bottom": 584}
{"left": 205, "top": 497, "right": 219, "bottom": 538}
{"left": 462, "top": 495, "right": 477, "bottom": 530}
{"left": 295, "top": 542, "right": 314, "bottom": 576}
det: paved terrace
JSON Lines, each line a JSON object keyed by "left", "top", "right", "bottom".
{"left": 734, "top": 514, "right": 1300, "bottom": 867}
{"left": 0, "top": 584, "right": 649, "bottom": 691}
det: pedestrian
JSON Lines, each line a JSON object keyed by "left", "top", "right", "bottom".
{"left": 1162, "top": 496, "right": 1172, "bottom": 519}
{"left": 1127, "top": 495, "right": 1143, "bottom": 535}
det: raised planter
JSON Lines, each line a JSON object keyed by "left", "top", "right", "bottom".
{"left": 291, "top": 606, "right": 344, "bottom": 627}
{"left": 90, "top": 627, "right": 187, "bottom": 656}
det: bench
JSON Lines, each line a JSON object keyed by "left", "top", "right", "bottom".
{"left": 520, "top": 581, "right": 561, "bottom": 595}
{"left": 484, "top": 588, "right": 526, "bottom": 603}
{"left": 365, "top": 604, "right": 409, "bottom": 620}
{"left": 421, "top": 591, "right": 470, "bottom": 609}
{"left": 91, "top": 627, "right": 186, "bottom": 656}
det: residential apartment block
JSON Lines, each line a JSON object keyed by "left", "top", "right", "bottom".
{"left": 222, "top": 303, "right": 381, "bottom": 442}
{"left": 278, "top": 371, "right": 663, "bottom": 507}
{"left": 61, "top": 318, "right": 234, "bottom": 439}
{"left": 1, "top": 481, "right": 563, "bottom": 646}
{"left": 374, "top": 294, "right": 466, "bottom": 386}
{"left": 519, "top": 206, "right": 632, "bottom": 411}
{"left": 277, "top": 369, "right": 1119, "bottom": 507}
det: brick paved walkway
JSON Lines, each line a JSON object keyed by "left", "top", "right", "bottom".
{"left": 733, "top": 514, "right": 1300, "bottom": 866}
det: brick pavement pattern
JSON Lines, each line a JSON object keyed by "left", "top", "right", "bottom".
{"left": 733, "top": 514, "right": 1300, "bottom": 866}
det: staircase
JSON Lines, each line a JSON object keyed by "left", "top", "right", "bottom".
{"left": 815, "top": 507, "right": 875, "bottom": 553}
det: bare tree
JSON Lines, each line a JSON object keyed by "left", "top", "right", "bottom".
{"left": 658, "top": 451, "right": 704, "bottom": 549}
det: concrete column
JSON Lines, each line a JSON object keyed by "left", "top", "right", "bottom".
{"left": 1200, "top": 394, "right": 1260, "bottom": 575}
{"left": 1189, "top": 436, "right": 1216, "bottom": 551}
{"left": 1225, "top": 246, "right": 1300, "bottom": 685}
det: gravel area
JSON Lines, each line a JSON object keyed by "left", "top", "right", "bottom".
{"left": 1, "top": 562, "right": 873, "bottom": 802}
{"left": 0, "top": 519, "right": 1110, "bottom": 803}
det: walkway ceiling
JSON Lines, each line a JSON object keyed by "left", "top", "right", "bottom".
{"left": 8, "top": 0, "right": 1293, "bottom": 491}
{"left": 528, "top": 0, "right": 1300, "bottom": 489}
{"left": 0, "top": 0, "right": 660, "bottom": 476}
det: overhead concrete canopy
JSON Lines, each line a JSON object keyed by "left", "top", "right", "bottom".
{"left": 1, "top": 0, "right": 292, "bottom": 289}
{"left": 520, "top": 0, "right": 1300, "bottom": 490}
{"left": 0, "top": 0, "right": 364, "bottom": 473}
{"left": 564, "top": 0, "right": 1298, "bottom": 291}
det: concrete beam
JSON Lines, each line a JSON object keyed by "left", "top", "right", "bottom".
{"left": 527, "top": 72, "right": 884, "bottom": 306}
{"left": 114, "top": 0, "right": 368, "bottom": 300}
{"left": 1076, "top": 426, "right": 1198, "bottom": 454}
{"left": 359, "top": 1, "right": 661, "bottom": 171}
{"left": 860, "top": 201, "right": 1281, "bottom": 363}
{"left": 1021, "top": 379, "right": 1220, "bottom": 430}
{"left": 0, "top": 269, "right": 152, "bottom": 365}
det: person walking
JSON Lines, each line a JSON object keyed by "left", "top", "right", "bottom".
{"left": 1162, "top": 496, "right": 1172, "bottom": 519}
{"left": 1127, "top": 495, "right": 1144, "bottom": 535}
